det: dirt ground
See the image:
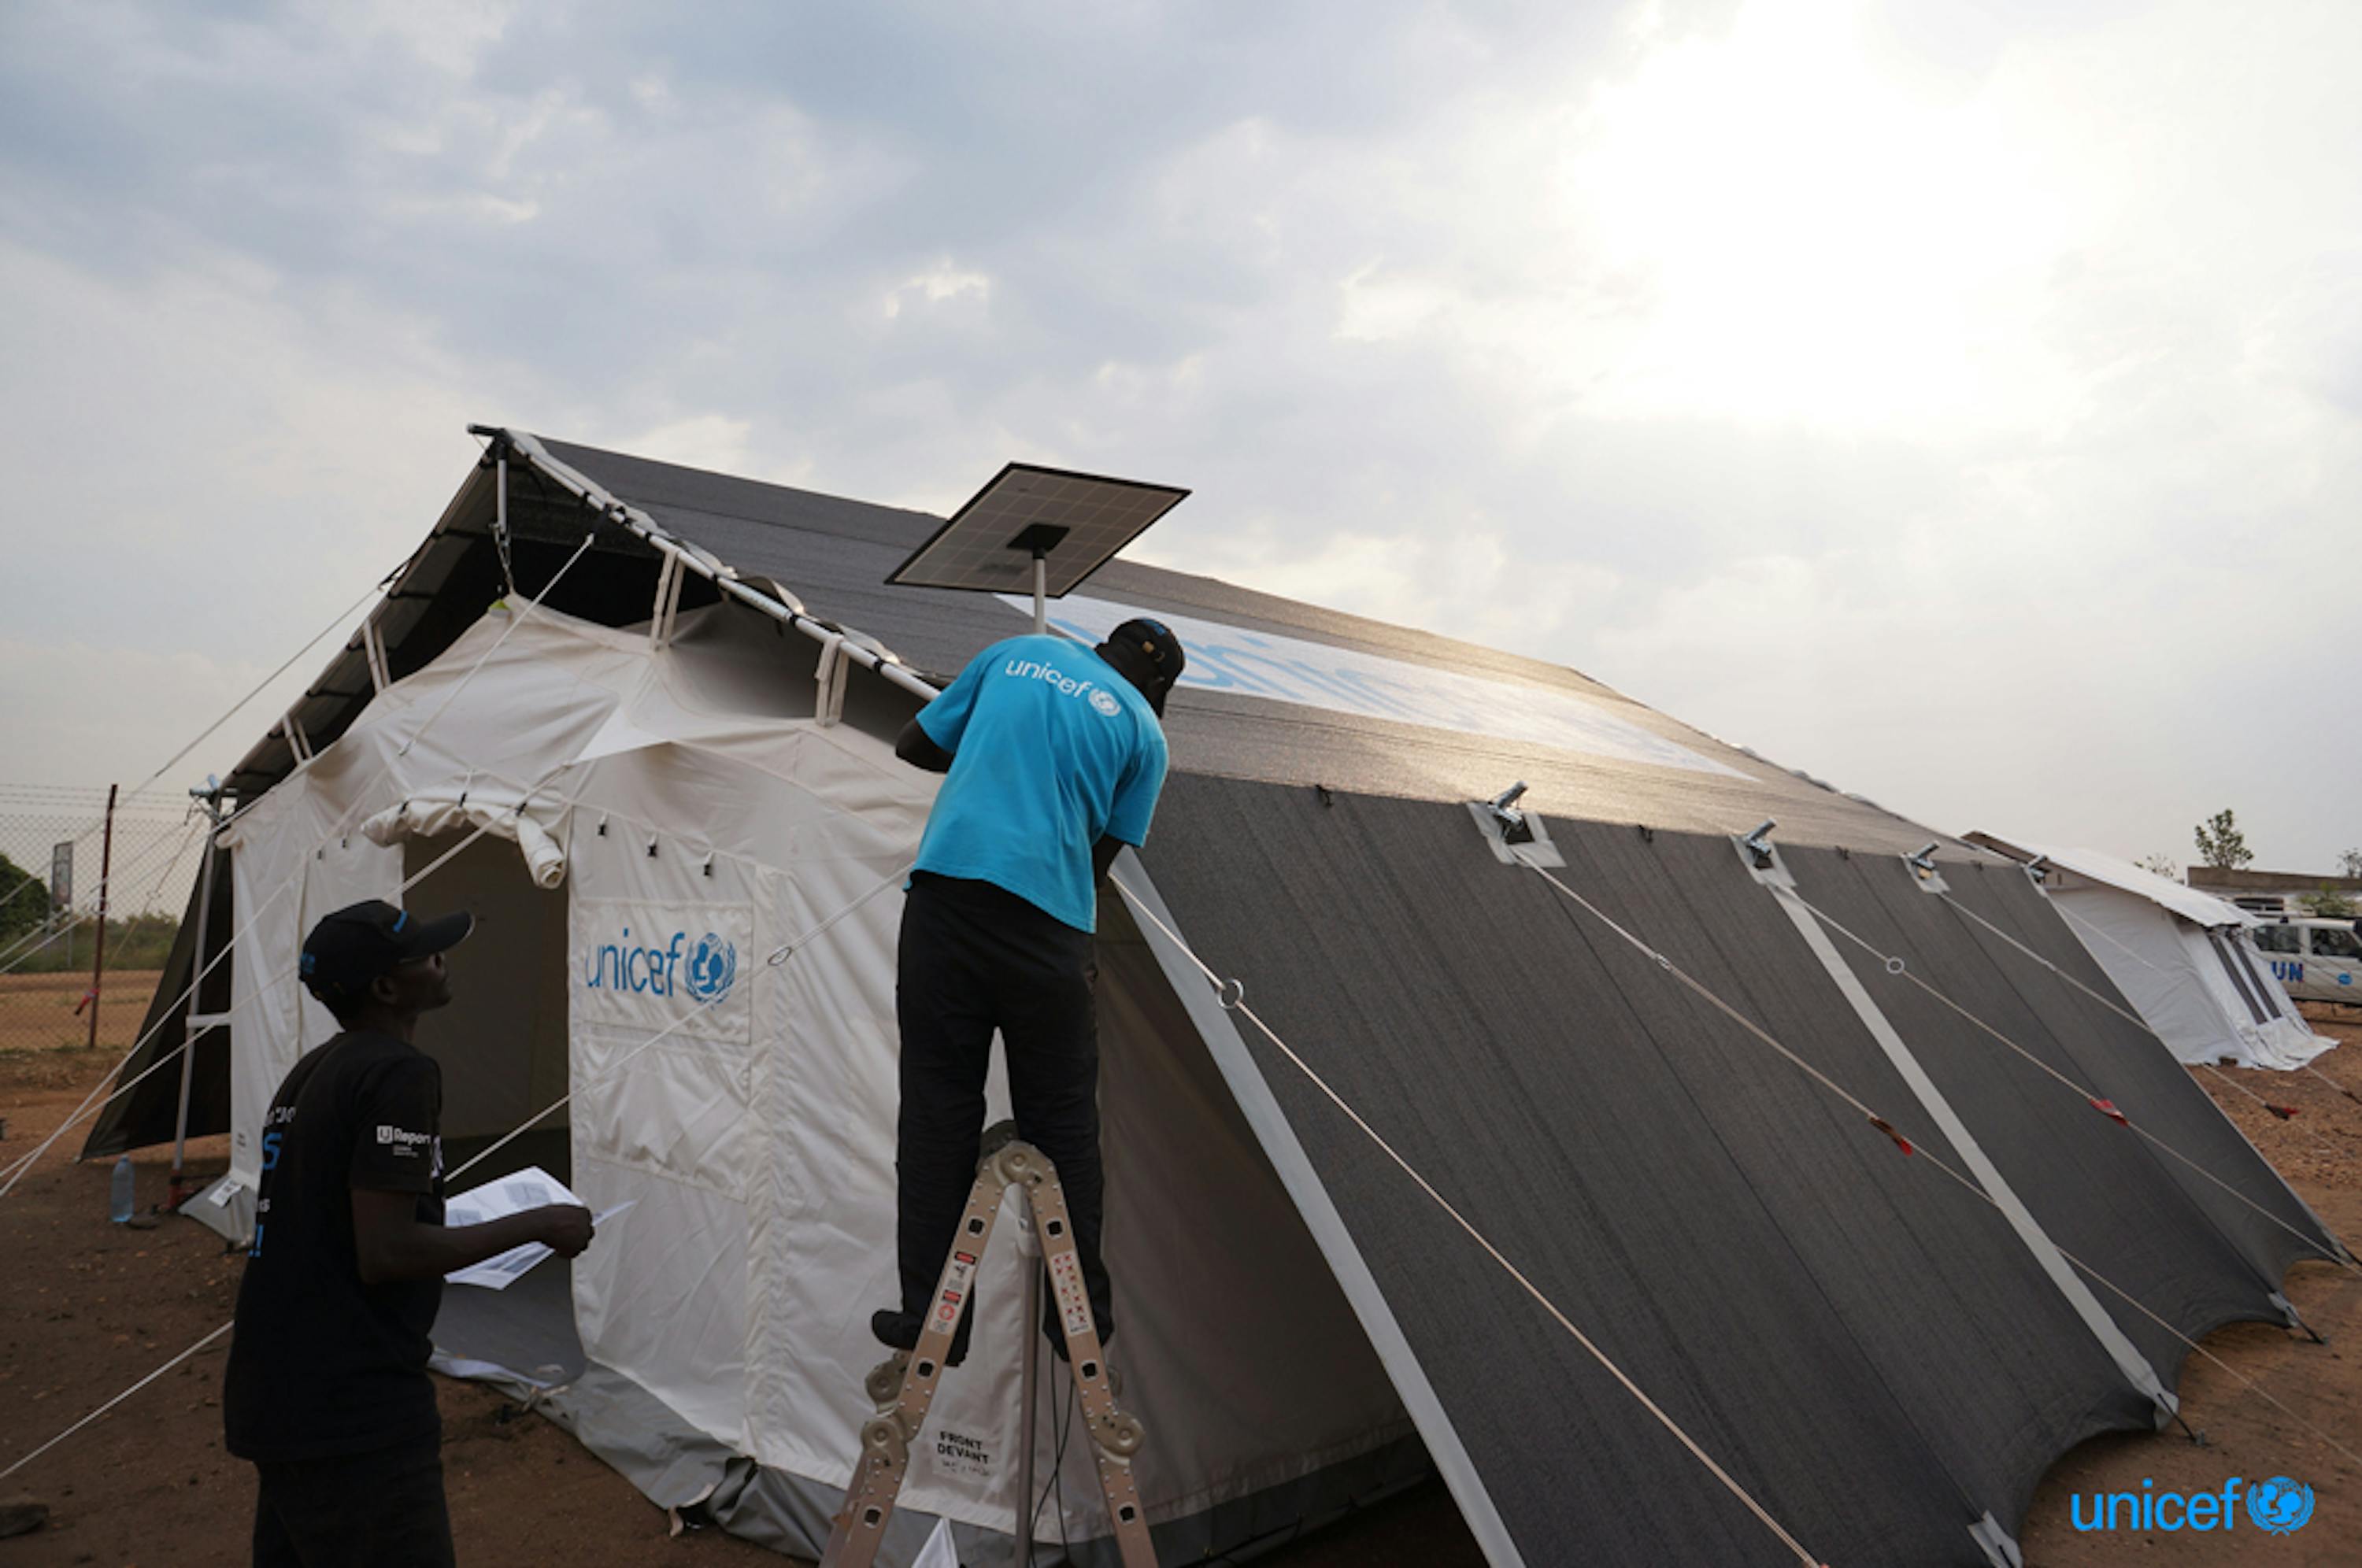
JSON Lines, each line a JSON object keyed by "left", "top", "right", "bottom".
{"left": 0, "top": 969, "right": 165, "bottom": 1063}
{"left": 2, "top": 990, "right": 2357, "bottom": 1566}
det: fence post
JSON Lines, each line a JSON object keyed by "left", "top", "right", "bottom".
{"left": 84, "top": 785, "right": 117, "bottom": 1054}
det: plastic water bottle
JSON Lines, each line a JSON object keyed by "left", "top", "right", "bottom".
{"left": 109, "top": 1156, "right": 135, "bottom": 1223}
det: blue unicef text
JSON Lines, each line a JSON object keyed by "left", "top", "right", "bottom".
{"left": 585, "top": 926, "right": 687, "bottom": 997}
{"left": 583, "top": 927, "right": 737, "bottom": 1004}
{"left": 2069, "top": 1477, "right": 2313, "bottom": 1535}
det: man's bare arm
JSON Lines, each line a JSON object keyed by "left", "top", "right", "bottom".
{"left": 352, "top": 1189, "right": 594, "bottom": 1285}
{"left": 896, "top": 716, "right": 953, "bottom": 774}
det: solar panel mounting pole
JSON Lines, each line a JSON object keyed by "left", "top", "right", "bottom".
{"left": 1008, "top": 523, "right": 1068, "bottom": 637}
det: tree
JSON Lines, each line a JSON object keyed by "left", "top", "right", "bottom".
{"left": 0, "top": 851, "right": 53, "bottom": 945}
{"left": 2136, "top": 853, "right": 2179, "bottom": 881}
{"left": 2301, "top": 886, "right": 2358, "bottom": 919}
{"left": 2340, "top": 848, "right": 2362, "bottom": 880}
{"left": 2193, "top": 809, "right": 2253, "bottom": 871}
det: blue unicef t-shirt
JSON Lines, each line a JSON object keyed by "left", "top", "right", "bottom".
{"left": 913, "top": 635, "right": 1168, "bottom": 932}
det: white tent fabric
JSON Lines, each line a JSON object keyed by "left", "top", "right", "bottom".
{"left": 2026, "top": 844, "right": 2332, "bottom": 1071}
{"left": 197, "top": 597, "right": 1412, "bottom": 1561}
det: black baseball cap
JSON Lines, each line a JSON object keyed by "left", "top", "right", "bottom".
{"left": 300, "top": 899, "right": 474, "bottom": 1008}
{"left": 1098, "top": 617, "right": 1187, "bottom": 716}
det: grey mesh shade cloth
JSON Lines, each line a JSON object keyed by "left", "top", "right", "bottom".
{"left": 1135, "top": 780, "right": 2338, "bottom": 1565}
{"left": 885, "top": 461, "right": 1189, "bottom": 597}
{"left": 96, "top": 435, "right": 2343, "bottom": 1566}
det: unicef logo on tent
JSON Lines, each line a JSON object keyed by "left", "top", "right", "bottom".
{"left": 684, "top": 934, "right": 737, "bottom": 1003}
{"left": 1089, "top": 688, "right": 1121, "bottom": 716}
{"left": 2248, "top": 1477, "right": 2313, "bottom": 1534}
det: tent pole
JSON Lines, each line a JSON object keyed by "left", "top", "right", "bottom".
{"left": 170, "top": 807, "right": 223, "bottom": 1204}
{"left": 1031, "top": 550, "right": 1048, "bottom": 636}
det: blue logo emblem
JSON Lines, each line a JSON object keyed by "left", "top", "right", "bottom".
{"left": 684, "top": 934, "right": 737, "bottom": 1003}
{"left": 2248, "top": 1477, "right": 2313, "bottom": 1534}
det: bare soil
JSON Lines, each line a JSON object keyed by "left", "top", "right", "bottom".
{"left": 2, "top": 1001, "right": 2356, "bottom": 1566}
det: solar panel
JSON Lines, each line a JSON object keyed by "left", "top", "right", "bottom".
{"left": 886, "top": 463, "right": 1189, "bottom": 598}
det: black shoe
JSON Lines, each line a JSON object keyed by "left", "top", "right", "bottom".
{"left": 872, "top": 1306, "right": 972, "bottom": 1368}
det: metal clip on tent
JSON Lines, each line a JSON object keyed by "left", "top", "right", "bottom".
{"left": 820, "top": 1124, "right": 1155, "bottom": 1568}
{"left": 1486, "top": 781, "right": 1535, "bottom": 846}
{"left": 1740, "top": 819, "right": 1779, "bottom": 871}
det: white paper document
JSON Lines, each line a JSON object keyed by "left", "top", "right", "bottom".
{"left": 442, "top": 1164, "right": 631, "bottom": 1289}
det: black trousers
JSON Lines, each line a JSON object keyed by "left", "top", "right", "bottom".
{"left": 251, "top": 1436, "right": 454, "bottom": 1567}
{"left": 895, "top": 873, "right": 1112, "bottom": 1356}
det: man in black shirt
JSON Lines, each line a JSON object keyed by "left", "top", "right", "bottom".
{"left": 224, "top": 900, "right": 594, "bottom": 1566}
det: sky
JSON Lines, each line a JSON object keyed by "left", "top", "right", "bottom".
{"left": 2, "top": 0, "right": 2356, "bottom": 875}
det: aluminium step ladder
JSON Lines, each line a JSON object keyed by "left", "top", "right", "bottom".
{"left": 820, "top": 1125, "right": 1157, "bottom": 1568}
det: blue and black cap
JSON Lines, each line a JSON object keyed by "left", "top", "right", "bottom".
{"left": 300, "top": 899, "right": 473, "bottom": 1008}
{"left": 1098, "top": 617, "right": 1186, "bottom": 717}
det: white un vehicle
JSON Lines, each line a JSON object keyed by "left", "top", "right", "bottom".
{"left": 2251, "top": 917, "right": 2362, "bottom": 1005}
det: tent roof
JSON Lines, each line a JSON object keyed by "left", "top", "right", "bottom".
{"left": 228, "top": 431, "right": 1964, "bottom": 856}
{"left": 1968, "top": 834, "right": 2254, "bottom": 929}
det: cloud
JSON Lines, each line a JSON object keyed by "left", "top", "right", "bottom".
{"left": 0, "top": 0, "right": 2356, "bottom": 872}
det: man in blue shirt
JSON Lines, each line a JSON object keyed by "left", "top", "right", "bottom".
{"left": 875, "top": 617, "right": 1181, "bottom": 1365}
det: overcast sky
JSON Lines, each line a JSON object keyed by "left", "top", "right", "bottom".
{"left": 2, "top": 0, "right": 2356, "bottom": 873}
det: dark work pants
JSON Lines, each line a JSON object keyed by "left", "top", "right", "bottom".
{"left": 251, "top": 1436, "right": 454, "bottom": 1567}
{"left": 895, "top": 873, "right": 1112, "bottom": 1357}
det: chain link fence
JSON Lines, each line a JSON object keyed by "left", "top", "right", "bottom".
{"left": 0, "top": 784, "right": 211, "bottom": 1057}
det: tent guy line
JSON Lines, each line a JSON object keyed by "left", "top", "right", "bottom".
{"left": 9, "top": 529, "right": 606, "bottom": 1188}
{"left": 0, "top": 867, "right": 300, "bottom": 1194}
{"left": 0, "top": 813, "right": 209, "bottom": 977}
{"left": 1105, "top": 871, "right": 1835, "bottom": 1568}
{"left": 13, "top": 541, "right": 617, "bottom": 1196}
{"left": 1505, "top": 857, "right": 2362, "bottom": 1466}
{"left": 2, "top": 858, "right": 911, "bottom": 1487}
{"left": 126, "top": 575, "right": 393, "bottom": 807}
{"left": 0, "top": 815, "right": 505, "bottom": 1198}
{"left": 1798, "top": 889, "right": 2355, "bottom": 1277}
{"left": 2013, "top": 886, "right": 2342, "bottom": 1137}
{"left": 9, "top": 555, "right": 905, "bottom": 1197}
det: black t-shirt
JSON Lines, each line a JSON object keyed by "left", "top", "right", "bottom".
{"left": 224, "top": 1030, "right": 446, "bottom": 1461}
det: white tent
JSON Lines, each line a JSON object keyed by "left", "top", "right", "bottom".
{"left": 1981, "top": 841, "right": 2332, "bottom": 1071}
{"left": 93, "top": 433, "right": 2348, "bottom": 1568}
{"left": 183, "top": 597, "right": 1416, "bottom": 1564}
